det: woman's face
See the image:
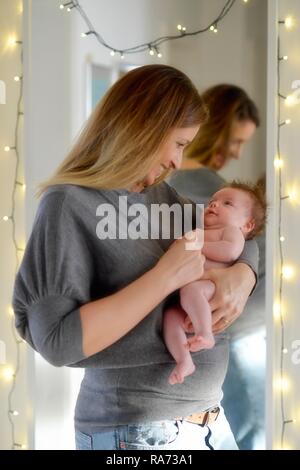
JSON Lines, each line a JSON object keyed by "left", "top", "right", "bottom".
{"left": 211, "top": 119, "right": 257, "bottom": 171}
{"left": 141, "top": 126, "right": 200, "bottom": 189}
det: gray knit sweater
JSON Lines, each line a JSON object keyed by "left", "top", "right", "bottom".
{"left": 13, "top": 182, "right": 258, "bottom": 433}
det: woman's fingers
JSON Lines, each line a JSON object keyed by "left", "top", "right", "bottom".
{"left": 211, "top": 308, "right": 225, "bottom": 325}
{"left": 212, "top": 311, "right": 235, "bottom": 333}
{"left": 156, "top": 236, "right": 205, "bottom": 291}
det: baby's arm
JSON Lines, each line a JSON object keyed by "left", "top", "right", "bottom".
{"left": 202, "top": 226, "right": 245, "bottom": 263}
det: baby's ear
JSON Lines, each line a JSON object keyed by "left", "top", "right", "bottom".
{"left": 244, "top": 218, "right": 255, "bottom": 234}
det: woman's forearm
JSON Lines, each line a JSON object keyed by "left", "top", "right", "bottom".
{"left": 79, "top": 264, "right": 173, "bottom": 358}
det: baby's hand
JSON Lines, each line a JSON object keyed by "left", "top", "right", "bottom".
{"left": 184, "top": 228, "right": 204, "bottom": 251}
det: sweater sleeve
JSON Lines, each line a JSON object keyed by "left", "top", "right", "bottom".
{"left": 235, "top": 238, "right": 259, "bottom": 279}
{"left": 12, "top": 190, "right": 94, "bottom": 367}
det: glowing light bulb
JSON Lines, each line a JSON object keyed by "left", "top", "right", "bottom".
{"left": 286, "top": 94, "right": 296, "bottom": 106}
{"left": 149, "top": 48, "right": 154, "bottom": 56}
{"left": 274, "top": 158, "right": 284, "bottom": 169}
{"left": 282, "top": 348, "right": 288, "bottom": 354}
{"left": 283, "top": 55, "right": 288, "bottom": 61}
{"left": 3, "top": 216, "right": 9, "bottom": 221}
{"left": 275, "top": 376, "right": 290, "bottom": 392}
{"left": 3, "top": 367, "right": 15, "bottom": 380}
{"left": 280, "top": 236, "right": 285, "bottom": 242}
{"left": 210, "top": 25, "right": 215, "bottom": 31}
{"left": 110, "top": 50, "right": 115, "bottom": 56}
{"left": 120, "top": 53, "right": 124, "bottom": 59}
{"left": 157, "top": 52, "right": 162, "bottom": 58}
{"left": 285, "top": 16, "right": 294, "bottom": 29}
{"left": 177, "top": 24, "right": 182, "bottom": 31}
{"left": 214, "top": 27, "right": 218, "bottom": 33}
{"left": 285, "top": 119, "right": 291, "bottom": 124}
{"left": 282, "top": 265, "right": 295, "bottom": 280}
{"left": 4, "top": 146, "right": 10, "bottom": 152}
{"left": 22, "top": 184, "right": 26, "bottom": 190}
{"left": 289, "top": 188, "right": 298, "bottom": 202}
{"left": 59, "top": 4, "right": 65, "bottom": 9}
{"left": 8, "top": 36, "right": 17, "bottom": 47}
{"left": 243, "top": 0, "right": 249, "bottom": 3}
{"left": 21, "top": 444, "right": 27, "bottom": 450}
{"left": 10, "top": 410, "right": 19, "bottom": 416}
{"left": 81, "top": 32, "right": 87, "bottom": 38}
{"left": 14, "top": 76, "right": 21, "bottom": 82}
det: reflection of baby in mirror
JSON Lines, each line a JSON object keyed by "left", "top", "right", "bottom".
{"left": 163, "top": 181, "right": 267, "bottom": 385}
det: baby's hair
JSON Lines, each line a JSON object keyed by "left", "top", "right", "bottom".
{"left": 222, "top": 178, "right": 268, "bottom": 239}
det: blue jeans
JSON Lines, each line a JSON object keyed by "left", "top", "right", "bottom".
{"left": 222, "top": 331, "right": 266, "bottom": 450}
{"left": 75, "top": 406, "right": 238, "bottom": 450}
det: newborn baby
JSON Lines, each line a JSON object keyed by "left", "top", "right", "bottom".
{"left": 163, "top": 181, "right": 266, "bottom": 385}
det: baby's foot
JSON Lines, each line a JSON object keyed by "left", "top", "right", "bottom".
{"left": 187, "top": 334, "right": 215, "bottom": 352}
{"left": 168, "top": 361, "right": 196, "bottom": 385}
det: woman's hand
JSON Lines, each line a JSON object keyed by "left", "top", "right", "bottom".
{"left": 202, "top": 263, "right": 256, "bottom": 334}
{"left": 155, "top": 229, "right": 205, "bottom": 293}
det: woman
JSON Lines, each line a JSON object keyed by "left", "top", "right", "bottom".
{"left": 13, "top": 67, "right": 258, "bottom": 450}
{"left": 168, "top": 84, "right": 265, "bottom": 449}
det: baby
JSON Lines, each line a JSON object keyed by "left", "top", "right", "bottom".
{"left": 163, "top": 180, "right": 267, "bottom": 385}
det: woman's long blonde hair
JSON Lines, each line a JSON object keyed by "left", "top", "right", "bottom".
{"left": 185, "top": 84, "right": 260, "bottom": 169}
{"left": 38, "top": 64, "right": 207, "bottom": 196}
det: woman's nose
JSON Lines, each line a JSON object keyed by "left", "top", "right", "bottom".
{"left": 234, "top": 145, "right": 243, "bottom": 160}
{"left": 169, "top": 152, "right": 183, "bottom": 170}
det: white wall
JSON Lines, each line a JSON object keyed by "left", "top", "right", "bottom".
{"left": 20, "top": 0, "right": 268, "bottom": 450}
{"left": 22, "top": 0, "right": 73, "bottom": 451}
{"left": 0, "top": 0, "right": 31, "bottom": 451}
{"left": 266, "top": 0, "right": 300, "bottom": 450}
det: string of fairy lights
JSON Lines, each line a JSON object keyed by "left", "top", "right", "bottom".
{"left": 59, "top": 0, "right": 239, "bottom": 59}
{"left": 0, "top": 0, "right": 266, "bottom": 451}
{"left": 274, "top": 10, "right": 298, "bottom": 450}
{"left": 1, "top": 9, "right": 26, "bottom": 450}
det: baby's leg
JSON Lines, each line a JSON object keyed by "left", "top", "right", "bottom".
{"left": 180, "top": 280, "right": 215, "bottom": 351}
{"left": 163, "top": 305, "right": 196, "bottom": 385}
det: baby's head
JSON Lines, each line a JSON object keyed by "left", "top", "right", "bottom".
{"left": 205, "top": 180, "right": 267, "bottom": 239}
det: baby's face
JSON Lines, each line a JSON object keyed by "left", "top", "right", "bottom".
{"left": 205, "top": 188, "right": 254, "bottom": 233}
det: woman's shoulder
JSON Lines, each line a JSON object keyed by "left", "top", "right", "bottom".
{"left": 36, "top": 184, "right": 104, "bottom": 227}
{"left": 168, "top": 167, "right": 225, "bottom": 186}
{"left": 167, "top": 168, "right": 225, "bottom": 204}
{"left": 40, "top": 183, "right": 108, "bottom": 210}
{"left": 42, "top": 183, "right": 98, "bottom": 200}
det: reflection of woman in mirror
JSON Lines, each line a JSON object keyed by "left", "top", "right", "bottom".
{"left": 168, "top": 84, "right": 265, "bottom": 450}
{"left": 13, "top": 69, "right": 258, "bottom": 451}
